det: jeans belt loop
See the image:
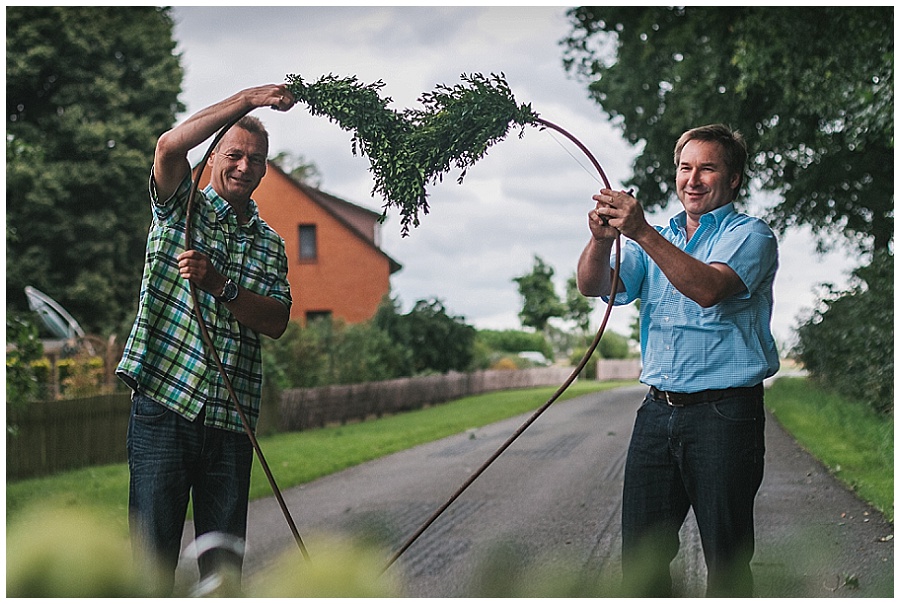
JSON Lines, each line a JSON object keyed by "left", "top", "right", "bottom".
{"left": 665, "top": 390, "right": 677, "bottom": 407}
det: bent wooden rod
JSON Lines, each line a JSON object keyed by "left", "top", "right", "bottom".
{"left": 382, "top": 117, "right": 623, "bottom": 573}
{"left": 184, "top": 113, "right": 310, "bottom": 561}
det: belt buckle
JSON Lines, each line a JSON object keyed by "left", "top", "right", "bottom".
{"left": 664, "top": 391, "right": 683, "bottom": 407}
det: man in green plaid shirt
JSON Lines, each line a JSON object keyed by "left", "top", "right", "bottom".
{"left": 117, "top": 84, "right": 296, "bottom": 593}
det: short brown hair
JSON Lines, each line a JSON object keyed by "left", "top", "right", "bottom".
{"left": 674, "top": 124, "right": 747, "bottom": 200}
{"left": 215, "top": 115, "right": 270, "bottom": 154}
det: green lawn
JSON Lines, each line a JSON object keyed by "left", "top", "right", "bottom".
{"left": 764, "top": 377, "right": 893, "bottom": 522}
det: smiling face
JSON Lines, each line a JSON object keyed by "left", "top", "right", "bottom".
{"left": 675, "top": 139, "right": 740, "bottom": 221}
{"left": 208, "top": 126, "right": 268, "bottom": 208}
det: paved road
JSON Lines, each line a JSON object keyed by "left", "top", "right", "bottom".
{"left": 176, "top": 383, "right": 893, "bottom": 597}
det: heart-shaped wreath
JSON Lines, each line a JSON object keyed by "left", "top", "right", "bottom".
{"left": 286, "top": 72, "right": 590, "bottom": 236}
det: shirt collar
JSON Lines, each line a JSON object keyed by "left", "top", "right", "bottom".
{"left": 203, "top": 184, "right": 259, "bottom": 226}
{"left": 670, "top": 201, "right": 736, "bottom": 233}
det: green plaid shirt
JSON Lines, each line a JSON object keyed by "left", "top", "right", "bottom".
{"left": 117, "top": 170, "right": 291, "bottom": 432}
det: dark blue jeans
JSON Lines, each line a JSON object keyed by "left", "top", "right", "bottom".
{"left": 126, "top": 392, "right": 253, "bottom": 593}
{"left": 621, "top": 387, "right": 765, "bottom": 597}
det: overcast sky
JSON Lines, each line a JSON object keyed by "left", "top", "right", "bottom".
{"left": 169, "top": 5, "right": 859, "bottom": 349}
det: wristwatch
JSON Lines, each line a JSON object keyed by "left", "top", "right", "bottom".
{"left": 216, "top": 278, "right": 239, "bottom": 303}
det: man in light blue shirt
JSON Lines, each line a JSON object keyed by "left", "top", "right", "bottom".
{"left": 577, "top": 124, "right": 778, "bottom": 596}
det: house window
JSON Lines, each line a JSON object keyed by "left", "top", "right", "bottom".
{"left": 298, "top": 224, "right": 317, "bottom": 261}
{"left": 306, "top": 310, "right": 332, "bottom": 324}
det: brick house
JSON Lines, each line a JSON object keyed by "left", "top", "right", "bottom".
{"left": 198, "top": 162, "right": 401, "bottom": 325}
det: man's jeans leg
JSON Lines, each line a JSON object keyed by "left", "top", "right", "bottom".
{"left": 621, "top": 393, "right": 691, "bottom": 596}
{"left": 127, "top": 393, "right": 253, "bottom": 593}
{"left": 682, "top": 392, "right": 765, "bottom": 597}
{"left": 191, "top": 420, "right": 253, "bottom": 581}
{"left": 621, "top": 390, "right": 765, "bottom": 597}
{"left": 127, "top": 393, "right": 195, "bottom": 591}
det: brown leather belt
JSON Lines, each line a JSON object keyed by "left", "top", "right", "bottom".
{"left": 649, "top": 384, "right": 763, "bottom": 407}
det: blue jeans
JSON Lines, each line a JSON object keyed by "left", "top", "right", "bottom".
{"left": 621, "top": 387, "right": 765, "bottom": 597}
{"left": 126, "top": 392, "right": 253, "bottom": 593}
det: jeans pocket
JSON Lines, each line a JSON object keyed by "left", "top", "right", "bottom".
{"left": 132, "top": 393, "right": 169, "bottom": 422}
{"left": 710, "top": 397, "right": 762, "bottom": 423}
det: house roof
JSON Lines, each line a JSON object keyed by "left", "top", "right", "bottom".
{"left": 267, "top": 162, "right": 402, "bottom": 275}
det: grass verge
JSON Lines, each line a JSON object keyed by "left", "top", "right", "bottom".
{"left": 6, "top": 380, "right": 624, "bottom": 538}
{"left": 764, "top": 377, "right": 893, "bottom": 522}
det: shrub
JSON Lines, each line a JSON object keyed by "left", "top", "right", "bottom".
{"left": 794, "top": 249, "right": 893, "bottom": 414}
{"left": 262, "top": 319, "right": 410, "bottom": 389}
{"left": 58, "top": 355, "right": 106, "bottom": 398}
{"left": 6, "top": 314, "right": 44, "bottom": 409}
{"left": 476, "top": 329, "right": 553, "bottom": 360}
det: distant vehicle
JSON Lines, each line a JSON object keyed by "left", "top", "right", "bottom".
{"left": 24, "top": 286, "right": 85, "bottom": 340}
{"left": 517, "top": 351, "right": 551, "bottom": 366}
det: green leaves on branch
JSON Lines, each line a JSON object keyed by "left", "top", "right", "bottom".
{"left": 795, "top": 249, "right": 894, "bottom": 414}
{"left": 286, "top": 73, "right": 540, "bottom": 236}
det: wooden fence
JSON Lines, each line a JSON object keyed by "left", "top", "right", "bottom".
{"left": 7, "top": 366, "right": 581, "bottom": 480}
{"left": 7, "top": 393, "right": 132, "bottom": 481}
{"left": 596, "top": 359, "right": 642, "bottom": 381}
{"left": 279, "top": 367, "right": 575, "bottom": 431}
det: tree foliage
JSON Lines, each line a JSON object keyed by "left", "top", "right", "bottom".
{"left": 262, "top": 318, "right": 410, "bottom": 389}
{"left": 377, "top": 297, "right": 478, "bottom": 374}
{"left": 6, "top": 314, "right": 45, "bottom": 411}
{"left": 270, "top": 151, "right": 323, "bottom": 187}
{"left": 6, "top": 7, "right": 184, "bottom": 335}
{"left": 265, "top": 293, "right": 484, "bottom": 388}
{"left": 794, "top": 249, "right": 893, "bottom": 415}
{"left": 476, "top": 329, "right": 553, "bottom": 361}
{"left": 562, "top": 6, "right": 893, "bottom": 252}
{"left": 564, "top": 275, "right": 595, "bottom": 334}
{"left": 513, "top": 256, "right": 566, "bottom": 332}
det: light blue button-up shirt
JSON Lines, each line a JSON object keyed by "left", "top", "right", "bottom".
{"left": 605, "top": 202, "right": 779, "bottom": 392}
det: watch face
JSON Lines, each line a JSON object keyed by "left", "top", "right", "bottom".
{"left": 222, "top": 280, "right": 238, "bottom": 302}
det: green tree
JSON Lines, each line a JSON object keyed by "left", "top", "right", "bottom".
{"left": 6, "top": 7, "right": 184, "bottom": 335}
{"left": 513, "top": 256, "right": 565, "bottom": 332}
{"left": 564, "top": 274, "right": 595, "bottom": 334}
{"left": 327, "top": 320, "right": 411, "bottom": 385}
{"left": 570, "top": 330, "right": 632, "bottom": 379}
{"left": 6, "top": 314, "right": 45, "bottom": 412}
{"left": 390, "top": 298, "right": 477, "bottom": 374}
{"left": 262, "top": 316, "right": 411, "bottom": 389}
{"left": 270, "top": 151, "right": 323, "bottom": 187}
{"left": 795, "top": 249, "right": 893, "bottom": 415}
{"left": 562, "top": 6, "right": 893, "bottom": 253}
{"left": 476, "top": 329, "right": 553, "bottom": 361}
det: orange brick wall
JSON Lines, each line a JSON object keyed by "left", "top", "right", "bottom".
{"left": 197, "top": 166, "right": 393, "bottom": 325}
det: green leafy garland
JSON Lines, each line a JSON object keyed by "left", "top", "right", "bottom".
{"left": 285, "top": 72, "right": 541, "bottom": 236}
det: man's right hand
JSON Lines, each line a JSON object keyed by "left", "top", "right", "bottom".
{"left": 588, "top": 202, "right": 620, "bottom": 241}
{"left": 591, "top": 189, "right": 654, "bottom": 243}
{"left": 152, "top": 84, "right": 296, "bottom": 202}
{"left": 242, "top": 83, "right": 296, "bottom": 113}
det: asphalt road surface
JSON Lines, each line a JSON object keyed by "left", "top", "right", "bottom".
{"left": 176, "top": 383, "right": 893, "bottom": 597}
